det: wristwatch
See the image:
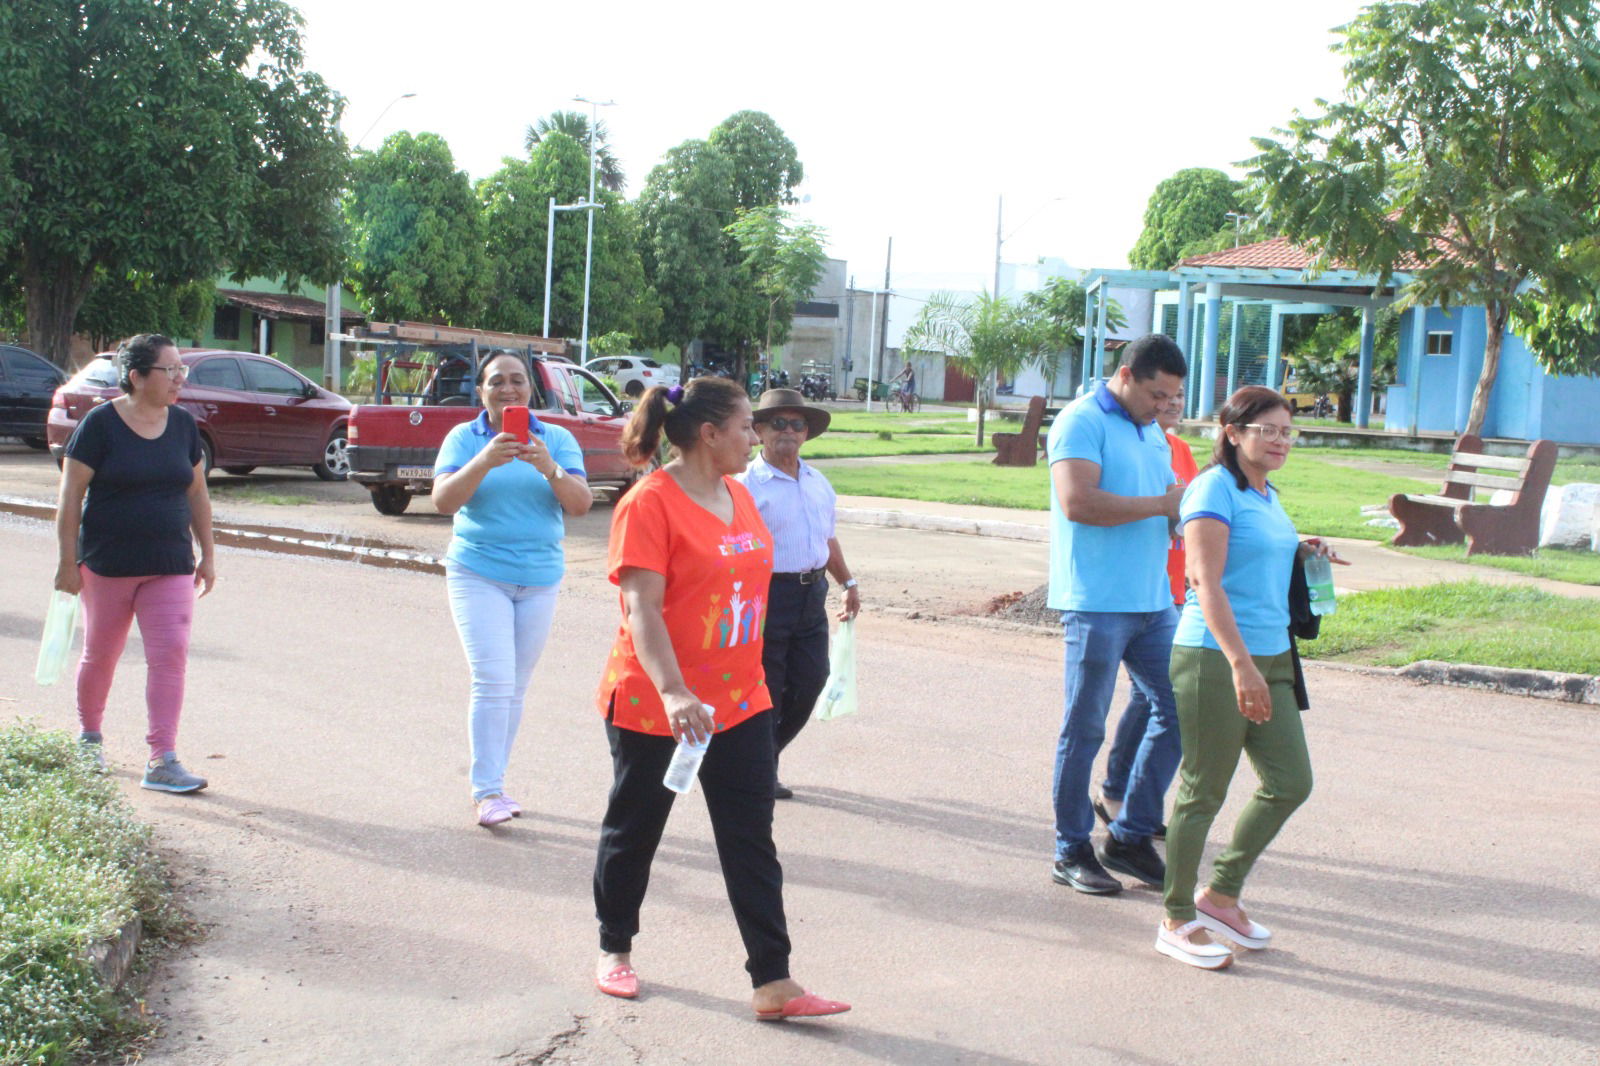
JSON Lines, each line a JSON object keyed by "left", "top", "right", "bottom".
{"left": 841, "top": 578, "right": 858, "bottom": 590}
{"left": 548, "top": 466, "right": 565, "bottom": 481}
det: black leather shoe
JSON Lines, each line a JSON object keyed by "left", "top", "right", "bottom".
{"left": 1094, "top": 795, "right": 1166, "bottom": 840}
{"left": 773, "top": 781, "right": 794, "bottom": 800}
{"left": 1097, "top": 834, "right": 1165, "bottom": 888}
{"left": 1052, "top": 845, "right": 1122, "bottom": 895}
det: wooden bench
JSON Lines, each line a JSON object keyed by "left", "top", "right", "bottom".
{"left": 992, "top": 395, "right": 1047, "bottom": 467}
{"left": 1388, "top": 434, "right": 1557, "bottom": 555}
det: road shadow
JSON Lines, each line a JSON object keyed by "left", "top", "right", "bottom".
{"left": 638, "top": 981, "right": 1047, "bottom": 1065}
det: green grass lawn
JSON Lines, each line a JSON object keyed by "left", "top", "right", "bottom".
{"left": 824, "top": 461, "right": 1049, "bottom": 509}
{"left": 824, "top": 410, "right": 975, "bottom": 435}
{"left": 1309, "top": 581, "right": 1600, "bottom": 673}
{"left": 823, "top": 452, "right": 1430, "bottom": 537}
{"left": 803, "top": 433, "right": 990, "bottom": 459}
{"left": 1394, "top": 544, "right": 1600, "bottom": 586}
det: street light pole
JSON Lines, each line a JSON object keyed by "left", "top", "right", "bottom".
{"left": 543, "top": 197, "right": 588, "bottom": 338}
{"left": 573, "top": 95, "right": 614, "bottom": 365}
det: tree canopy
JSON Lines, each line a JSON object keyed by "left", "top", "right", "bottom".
{"left": 479, "top": 131, "right": 658, "bottom": 344}
{"left": 1128, "top": 168, "right": 1244, "bottom": 270}
{"left": 345, "top": 131, "right": 491, "bottom": 324}
{"left": 0, "top": 0, "right": 347, "bottom": 365}
{"left": 1020, "top": 276, "right": 1127, "bottom": 396}
{"left": 725, "top": 206, "right": 829, "bottom": 358}
{"left": 641, "top": 112, "right": 808, "bottom": 370}
{"left": 1249, "top": 0, "right": 1600, "bottom": 435}
{"left": 524, "top": 110, "right": 624, "bottom": 193}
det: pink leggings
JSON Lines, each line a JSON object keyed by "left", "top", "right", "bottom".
{"left": 76, "top": 567, "right": 195, "bottom": 758}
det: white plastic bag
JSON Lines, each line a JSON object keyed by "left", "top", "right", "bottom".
{"left": 812, "top": 618, "right": 858, "bottom": 721}
{"left": 36, "top": 590, "right": 81, "bottom": 686}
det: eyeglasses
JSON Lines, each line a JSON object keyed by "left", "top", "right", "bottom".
{"left": 1242, "top": 423, "right": 1299, "bottom": 443}
{"left": 148, "top": 364, "right": 188, "bottom": 379}
{"left": 765, "top": 416, "right": 808, "bottom": 433}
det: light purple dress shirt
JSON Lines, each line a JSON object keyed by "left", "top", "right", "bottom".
{"left": 736, "top": 452, "right": 837, "bottom": 573}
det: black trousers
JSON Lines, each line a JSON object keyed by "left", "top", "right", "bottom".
{"left": 593, "top": 710, "right": 791, "bottom": 987}
{"left": 761, "top": 577, "right": 830, "bottom": 760}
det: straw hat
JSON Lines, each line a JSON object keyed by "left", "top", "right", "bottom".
{"left": 752, "top": 387, "right": 831, "bottom": 438}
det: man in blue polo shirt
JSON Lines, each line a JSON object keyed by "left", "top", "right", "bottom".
{"left": 1048, "top": 334, "right": 1188, "bottom": 895}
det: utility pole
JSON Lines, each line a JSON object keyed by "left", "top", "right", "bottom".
{"left": 993, "top": 194, "right": 1004, "bottom": 297}
{"left": 878, "top": 237, "right": 892, "bottom": 384}
{"left": 842, "top": 274, "right": 855, "bottom": 380}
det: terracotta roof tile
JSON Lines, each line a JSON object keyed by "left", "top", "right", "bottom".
{"left": 219, "top": 289, "right": 364, "bottom": 323}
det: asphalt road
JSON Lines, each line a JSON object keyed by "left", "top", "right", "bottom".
{"left": 0, "top": 445, "right": 1596, "bottom": 1064}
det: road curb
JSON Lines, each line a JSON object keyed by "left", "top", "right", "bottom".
{"left": 88, "top": 916, "right": 142, "bottom": 990}
{"left": 1396, "top": 660, "right": 1600, "bottom": 704}
{"left": 838, "top": 507, "right": 1046, "bottom": 542}
{"left": 874, "top": 610, "right": 1600, "bottom": 705}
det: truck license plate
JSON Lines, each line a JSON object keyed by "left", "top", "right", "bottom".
{"left": 396, "top": 465, "right": 433, "bottom": 479}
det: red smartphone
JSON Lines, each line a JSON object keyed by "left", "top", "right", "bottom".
{"left": 501, "top": 405, "right": 530, "bottom": 442}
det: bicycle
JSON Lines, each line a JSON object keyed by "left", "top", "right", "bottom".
{"left": 893, "top": 389, "right": 920, "bottom": 414}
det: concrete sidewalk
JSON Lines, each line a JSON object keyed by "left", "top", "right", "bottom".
{"left": 834, "top": 492, "right": 1600, "bottom": 600}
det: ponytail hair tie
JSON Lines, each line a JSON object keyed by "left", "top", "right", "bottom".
{"left": 666, "top": 384, "right": 685, "bottom": 406}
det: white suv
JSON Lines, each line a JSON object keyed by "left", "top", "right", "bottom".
{"left": 584, "top": 355, "right": 680, "bottom": 397}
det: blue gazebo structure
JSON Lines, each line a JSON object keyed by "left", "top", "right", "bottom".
{"left": 1078, "top": 237, "right": 1600, "bottom": 444}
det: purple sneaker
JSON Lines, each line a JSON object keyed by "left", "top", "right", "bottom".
{"left": 501, "top": 795, "right": 522, "bottom": 817}
{"left": 476, "top": 796, "right": 513, "bottom": 827}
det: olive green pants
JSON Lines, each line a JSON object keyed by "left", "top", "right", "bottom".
{"left": 1163, "top": 645, "right": 1313, "bottom": 921}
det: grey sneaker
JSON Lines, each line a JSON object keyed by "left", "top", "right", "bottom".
{"left": 79, "top": 732, "right": 107, "bottom": 773}
{"left": 141, "top": 753, "right": 208, "bottom": 794}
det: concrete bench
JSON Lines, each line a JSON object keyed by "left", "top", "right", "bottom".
{"left": 1388, "top": 434, "right": 1557, "bottom": 556}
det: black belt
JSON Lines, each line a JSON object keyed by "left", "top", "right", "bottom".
{"left": 772, "top": 568, "right": 827, "bottom": 585}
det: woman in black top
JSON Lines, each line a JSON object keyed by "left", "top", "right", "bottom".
{"left": 55, "top": 334, "right": 216, "bottom": 793}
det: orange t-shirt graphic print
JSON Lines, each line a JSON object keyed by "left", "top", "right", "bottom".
{"left": 597, "top": 471, "right": 774, "bottom": 736}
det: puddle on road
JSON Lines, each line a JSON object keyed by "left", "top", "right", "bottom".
{"left": 0, "top": 495, "right": 443, "bottom": 576}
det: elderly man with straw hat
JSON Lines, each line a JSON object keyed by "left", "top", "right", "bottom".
{"left": 735, "top": 388, "right": 861, "bottom": 800}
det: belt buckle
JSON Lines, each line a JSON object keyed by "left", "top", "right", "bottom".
{"left": 800, "top": 569, "right": 820, "bottom": 585}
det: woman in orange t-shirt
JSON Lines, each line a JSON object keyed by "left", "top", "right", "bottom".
{"left": 591, "top": 377, "right": 849, "bottom": 1023}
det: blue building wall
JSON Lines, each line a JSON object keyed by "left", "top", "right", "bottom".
{"left": 1390, "top": 306, "right": 1600, "bottom": 443}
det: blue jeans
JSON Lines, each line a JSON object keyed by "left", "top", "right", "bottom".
{"left": 445, "top": 562, "right": 560, "bottom": 801}
{"left": 1102, "top": 677, "right": 1151, "bottom": 803}
{"left": 1052, "top": 608, "right": 1180, "bottom": 858}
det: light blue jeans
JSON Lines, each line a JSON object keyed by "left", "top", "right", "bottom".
{"left": 1052, "top": 607, "right": 1181, "bottom": 858}
{"left": 445, "top": 562, "right": 559, "bottom": 801}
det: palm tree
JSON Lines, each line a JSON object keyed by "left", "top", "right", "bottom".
{"left": 524, "top": 110, "right": 625, "bottom": 193}
{"left": 903, "top": 291, "right": 1054, "bottom": 445}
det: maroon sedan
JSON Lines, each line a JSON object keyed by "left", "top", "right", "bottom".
{"left": 48, "top": 350, "right": 352, "bottom": 479}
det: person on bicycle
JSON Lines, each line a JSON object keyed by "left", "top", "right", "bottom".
{"left": 893, "top": 361, "right": 916, "bottom": 407}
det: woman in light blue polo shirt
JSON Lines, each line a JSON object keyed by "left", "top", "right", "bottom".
{"left": 1156, "top": 385, "right": 1342, "bottom": 970}
{"left": 433, "top": 353, "right": 593, "bottom": 827}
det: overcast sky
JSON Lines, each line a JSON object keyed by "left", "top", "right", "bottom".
{"left": 291, "top": 0, "right": 1369, "bottom": 291}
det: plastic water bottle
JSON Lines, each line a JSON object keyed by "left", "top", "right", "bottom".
{"left": 1305, "top": 553, "right": 1337, "bottom": 617}
{"left": 662, "top": 703, "right": 716, "bottom": 794}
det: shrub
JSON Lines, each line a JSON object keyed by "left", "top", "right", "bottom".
{"left": 0, "top": 727, "right": 174, "bottom": 1064}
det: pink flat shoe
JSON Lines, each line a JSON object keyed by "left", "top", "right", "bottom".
{"left": 476, "top": 796, "right": 513, "bottom": 827}
{"left": 1195, "top": 891, "right": 1272, "bottom": 949}
{"left": 595, "top": 964, "right": 638, "bottom": 999}
{"left": 755, "top": 992, "right": 851, "bottom": 1021}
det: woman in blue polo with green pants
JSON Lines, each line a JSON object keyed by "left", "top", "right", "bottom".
{"left": 433, "top": 353, "right": 594, "bottom": 827}
{"left": 1156, "top": 385, "right": 1343, "bottom": 970}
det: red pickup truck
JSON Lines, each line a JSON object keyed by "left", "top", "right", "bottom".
{"left": 346, "top": 344, "right": 637, "bottom": 515}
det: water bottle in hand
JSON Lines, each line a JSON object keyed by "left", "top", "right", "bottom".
{"left": 662, "top": 704, "right": 716, "bottom": 794}
{"left": 1305, "top": 553, "right": 1337, "bottom": 616}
